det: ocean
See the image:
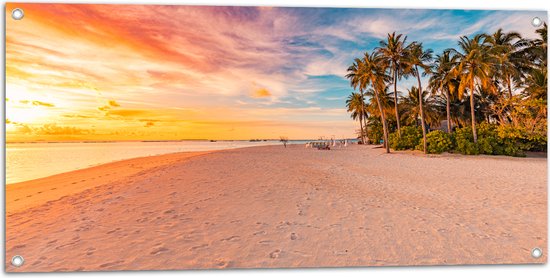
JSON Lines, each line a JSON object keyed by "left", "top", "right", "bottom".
{"left": 5, "top": 140, "right": 291, "bottom": 184}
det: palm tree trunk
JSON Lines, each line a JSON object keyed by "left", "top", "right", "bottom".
{"left": 360, "top": 91, "right": 367, "bottom": 144}
{"left": 392, "top": 66, "right": 401, "bottom": 136}
{"left": 374, "top": 89, "right": 390, "bottom": 153}
{"left": 359, "top": 116, "right": 364, "bottom": 144}
{"left": 445, "top": 89, "right": 452, "bottom": 133}
{"left": 362, "top": 112, "right": 369, "bottom": 144}
{"left": 415, "top": 66, "right": 427, "bottom": 154}
{"left": 470, "top": 80, "right": 478, "bottom": 143}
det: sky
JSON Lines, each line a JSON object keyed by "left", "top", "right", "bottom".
{"left": 5, "top": 3, "right": 547, "bottom": 142}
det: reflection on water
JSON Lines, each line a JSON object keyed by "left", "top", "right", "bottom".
{"left": 6, "top": 141, "right": 285, "bottom": 184}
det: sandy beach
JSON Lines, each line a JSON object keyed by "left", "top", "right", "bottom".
{"left": 5, "top": 144, "right": 547, "bottom": 271}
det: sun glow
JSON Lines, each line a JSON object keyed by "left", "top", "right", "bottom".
{"left": 7, "top": 4, "right": 543, "bottom": 143}
{"left": 5, "top": 85, "right": 53, "bottom": 124}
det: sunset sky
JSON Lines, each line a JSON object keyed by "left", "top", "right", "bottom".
{"left": 5, "top": 4, "right": 547, "bottom": 142}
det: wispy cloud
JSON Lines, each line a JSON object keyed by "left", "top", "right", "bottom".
{"left": 5, "top": 4, "right": 547, "bottom": 141}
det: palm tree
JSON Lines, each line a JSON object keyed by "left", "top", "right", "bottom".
{"left": 430, "top": 50, "right": 459, "bottom": 133}
{"left": 523, "top": 67, "right": 547, "bottom": 100}
{"left": 522, "top": 23, "right": 548, "bottom": 100}
{"left": 404, "top": 42, "right": 433, "bottom": 153}
{"left": 376, "top": 32, "right": 408, "bottom": 135}
{"left": 485, "top": 29, "right": 524, "bottom": 99}
{"left": 346, "top": 92, "right": 368, "bottom": 142}
{"left": 448, "top": 34, "right": 495, "bottom": 143}
{"left": 364, "top": 86, "right": 395, "bottom": 118}
{"left": 526, "top": 22, "right": 548, "bottom": 67}
{"left": 346, "top": 59, "right": 370, "bottom": 143}
{"left": 401, "top": 86, "right": 441, "bottom": 127}
{"left": 346, "top": 51, "right": 391, "bottom": 153}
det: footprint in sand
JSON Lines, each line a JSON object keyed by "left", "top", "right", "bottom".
{"left": 269, "top": 249, "right": 282, "bottom": 259}
{"left": 290, "top": 233, "right": 298, "bottom": 240}
{"left": 221, "top": 236, "right": 240, "bottom": 242}
{"left": 253, "top": 231, "right": 267, "bottom": 236}
{"left": 150, "top": 246, "right": 169, "bottom": 255}
{"left": 106, "top": 228, "right": 121, "bottom": 234}
{"left": 215, "top": 259, "right": 232, "bottom": 268}
{"left": 259, "top": 240, "right": 273, "bottom": 245}
{"left": 189, "top": 244, "right": 209, "bottom": 251}
{"left": 99, "top": 260, "right": 125, "bottom": 268}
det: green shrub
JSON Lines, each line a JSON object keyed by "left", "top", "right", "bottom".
{"left": 453, "top": 123, "right": 542, "bottom": 157}
{"left": 423, "top": 130, "right": 453, "bottom": 154}
{"left": 453, "top": 126, "right": 479, "bottom": 155}
{"left": 524, "top": 131, "right": 547, "bottom": 152}
{"left": 454, "top": 123, "right": 503, "bottom": 155}
{"left": 389, "top": 126, "right": 422, "bottom": 150}
{"left": 476, "top": 123, "right": 499, "bottom": 155}
{"left": 366, "top": 118, "right": 383, "bottom": 144}
{"left": 495, "top": 125, "right": 544, "bottom": 157}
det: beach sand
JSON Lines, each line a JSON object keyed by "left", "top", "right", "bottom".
{"left": 5, "top": 144, "right": 547, "bottom": 271}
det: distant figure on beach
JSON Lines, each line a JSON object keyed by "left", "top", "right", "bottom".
{"left": 280, "top": 136, "right": 289, "bottom": 148}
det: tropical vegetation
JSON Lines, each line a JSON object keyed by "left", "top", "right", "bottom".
{"left": 345, "top": 23, "right": 547, "bottom": 156}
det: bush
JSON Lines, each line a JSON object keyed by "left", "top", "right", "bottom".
{"left": 389, "top": 126, "right": 422, "bottom": 150}
{"left": 366, "top": 118, "right": 384, "bottom": 144}
{"left": 453, "top": 126, "right": 479, "bottom": 155}
{"left": 495, "top": 125, "right": 547, "bottom": 157}
{"left": 423, "top": 130, "right": 453, "bottom": 154}
{"left": 389, "top": 123, "right": 545, "bottom": 157}
{"left": 476, "top": 123, "right": 500, "bottom": 155}
{"left": 524, "top": 130, "right": 547, "bottom": 152}
{"left": 453, "top": 123, "right": 541, "bottom": 157}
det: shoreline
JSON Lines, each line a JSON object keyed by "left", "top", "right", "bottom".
{"left": 5, "top": 141, "right": 284, "bottom": 185}
{"left": 7, "top": 143, "right": 546, "bottom": 186}
{"left": 5, "top": 151, "right": 215, "bottom": 214}
{"left": 6, "top": 144, "right": 547, "bottom": 213}
{"left": 6, "top": 144, "right": 547, "bottom": 271}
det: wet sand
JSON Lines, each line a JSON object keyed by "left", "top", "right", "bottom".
{"left": 5, "top": 144, "right": 547, "bottom": 271}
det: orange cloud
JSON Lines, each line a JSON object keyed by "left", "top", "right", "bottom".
{"left": 106, "top": 109, "right": 151, "bottom": 118}
{"left": 98, "top": 100, "right": 121, "bottom": 111}
{"left": 32, "top": 100, "right": 55, "bottom": 107}
{"left": 252, "top": 88, "right": 272, "bottom": 98}
{"left": 62, "top": 114, "right": 94, "bottom": 119}
{"left": 34, "top": 123, "right": 92, "bottom": 135}
{"left": 15, "top": 124, "right": 33, "bottom": 134}
{"left": 17, "top": 100, "right": 55, "bottom": 107}
{"left": 12, "top": 122, "right": 92, "bottom": 136}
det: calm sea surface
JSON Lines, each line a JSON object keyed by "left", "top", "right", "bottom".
{"left": 6, "top": 140, "right": 303, "bottom": 184}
